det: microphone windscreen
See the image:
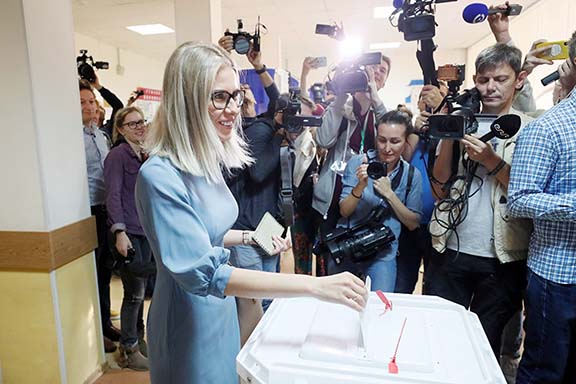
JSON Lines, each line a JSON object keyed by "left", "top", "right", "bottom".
{"left": 462, "top": 3, "right": 489, "bottom": 24}
{"left": 393, "top": 0, "right": 404, "bottom": 9}
{"left": 491, "top": 114, "right": 521, "bottom": 139}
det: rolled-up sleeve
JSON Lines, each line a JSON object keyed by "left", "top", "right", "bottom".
{"left": 136, "top": 162, "right": 233, "bottom": 298}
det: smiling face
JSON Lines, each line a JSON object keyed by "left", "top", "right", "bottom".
{"left": 474, "top": 62, "right": 525, "bottom": 115}
{"left": 118, "top": 111, "right": 147, "bottom": 144}
{"left": 376, "top": 122, "right": 408, "bottom": 169}
{"left": 80, "top": 89, "right": 97, "bottom": 126}
{"left": 208, "top": 65, "right": 241, "bottom": 142}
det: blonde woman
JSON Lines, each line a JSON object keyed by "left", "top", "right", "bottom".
{"left": 135, "top": 42, "right": 368, "bottom": 384}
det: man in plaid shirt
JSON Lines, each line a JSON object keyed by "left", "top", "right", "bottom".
{"left": 508, "top": 31, "right": 576, "bottom": 384}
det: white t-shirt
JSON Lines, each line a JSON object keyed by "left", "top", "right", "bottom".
{"left": 443, "top": 119, "right": 502, "bottom": 258}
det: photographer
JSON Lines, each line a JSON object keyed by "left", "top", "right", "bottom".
{"left": 329, "top": 111, "right": 422, "bottom": 292}
{"left": 218, "top": 34, "right": 279, "bottom": 121}
{"left": 87, "top": 73, "right": 124, "bottom": 138}
{"left": 313, "top": 54, "right": 391, "bottom": 236}
{"left": 427, "top": 43, "right": 533, "bottom": 359}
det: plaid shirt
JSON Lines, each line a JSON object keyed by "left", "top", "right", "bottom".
{"left": 508, "top": 90, "right": 576, "bottom": 284}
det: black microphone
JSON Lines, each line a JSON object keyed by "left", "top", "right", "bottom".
{"left": 541, "top": 70, "right": 560, "bottom": 86}
{"left": 480, "top": 114, "right": 521, "bottom": 142}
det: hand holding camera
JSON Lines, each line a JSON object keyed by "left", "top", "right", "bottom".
{"left": 354, "top": 163, "right": 370, "bottom": 191}
{"left": 522, "top": 40, "right": 555, "bottom": 76}
{"left": 115, "top": 231, "right": 133, "bottom": 258}
{"left": 373, "top": 176, "right": 394, "bottom": 200}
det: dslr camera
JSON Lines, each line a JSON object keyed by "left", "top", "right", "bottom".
{"left": 326, "top": 52, "right": 382, "bottom": 95}
{"left": 224, "top": 18, "right": 261, "bottom": 55}
{"left": 77, "top": 49, "right": 109, "bottom": 83}
{"left": 428, "top": 87, "right": 482, "bottom": 140}
{"left": 313, "top": 205, "right": 396, "bottom": 265}
{"left": 275, "top": 88, "right": 322, "bottom": 133}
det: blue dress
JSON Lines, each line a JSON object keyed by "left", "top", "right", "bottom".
{"left": 135, "top": 156, "right": 240, "bottom": 384}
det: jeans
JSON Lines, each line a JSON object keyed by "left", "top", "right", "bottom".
{"left": 328, "top": 249, "right": 397, "bottom": 292}
{"left": 395, "top": 226, "right": 432, "bottom": 294}
{"left": 118, "top": 233, "right": 152, "bottom": 347}
{"left": 516, "top": 269, "right": 576, "bottom": 384}
{"left": 91, "top": 205, "right": 113, "bottom": 330}
{"left": 228, "top": 244, "right": 279, "bottom": 311}
{"left": 426, "top": 250, "right": 526, "bottom": 357}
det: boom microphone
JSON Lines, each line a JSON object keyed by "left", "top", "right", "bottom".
{"left": 462, "top": 3, "right": 522, "bottom": 24}
{"left": 541, "top": 70, "right": 560, "bottom": 86}
{"left": 480, "top": 114, "right": 521, "bottom": 142}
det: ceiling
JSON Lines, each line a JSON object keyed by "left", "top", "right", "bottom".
{"left": 72, "top": 0, "right": 541, "bottom": 74}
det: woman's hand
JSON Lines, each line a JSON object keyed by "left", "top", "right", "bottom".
{"left": 115, "top": 231, "right": 132, "bottom": 257}
{"left": 270, "top": 235, "right": 291, "bottom": 255}
{"left": 310, "top": 272, "right": 368, "bottom": 312}
{"left": 373, "top": 176, "right": 393, "bottom": 199}
{"left": 355, "top": 164, "right": 369, "bottom": 190}
{"left": 218, "top": 33, "right": 234, "bottom": 53}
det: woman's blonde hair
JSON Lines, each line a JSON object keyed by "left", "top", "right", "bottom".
{"left": 112, "top": 105, "right": 144, "bottom": 143}
{"left": 147, "top": 41, "right": 252, "bottom": 182}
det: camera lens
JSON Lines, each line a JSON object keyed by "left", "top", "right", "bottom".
{"left": 367, "top": 162, "right": 387, "bottom": 180}
{"left": 234, "top": 36, "right": 250, "bottom": 55}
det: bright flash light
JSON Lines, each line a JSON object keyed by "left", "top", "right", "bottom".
{"left": 339, "top": 37, "right": 363, "bottom": 59}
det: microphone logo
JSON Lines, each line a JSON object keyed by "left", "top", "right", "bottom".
{"left": 492, "top": 123, "right": 510, "bottom": 138}
{"left": 473, "top": 14, "right": 487, "bottom": 23}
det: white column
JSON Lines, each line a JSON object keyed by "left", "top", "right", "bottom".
{"left": 174, "top": 0, "right": 223, "bottom": 46}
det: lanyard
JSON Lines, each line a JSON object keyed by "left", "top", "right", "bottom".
{"left": 359, "top": 110, "right": 374, "bottom": 153}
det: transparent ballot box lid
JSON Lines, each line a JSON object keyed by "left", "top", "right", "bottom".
{"left": 237, "top": 293, "right": 505, "bottom": 384}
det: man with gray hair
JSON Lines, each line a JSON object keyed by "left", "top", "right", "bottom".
{"left": 427, "top": 43, "right": 533, "bottom": 360}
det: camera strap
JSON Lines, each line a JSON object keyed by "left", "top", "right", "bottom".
{"left": 279, "top": 146, "right": 295, "bottom": 227}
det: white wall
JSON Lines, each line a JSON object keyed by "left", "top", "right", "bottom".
{"left": 74, "top": 33, "right": 165, "bottom": 114}
{"left": 465, "top": 0, "right": 576, "bottom": 110}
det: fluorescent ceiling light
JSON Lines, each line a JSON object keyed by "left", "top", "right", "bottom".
{"left": 126, "top": 24, "right": 174, "bottom": 35}
{"left": 373, "top": 6, "right": 395, "bottom": 18}
{"left": 369, "top": 42, "right": 401, "bottom": 50}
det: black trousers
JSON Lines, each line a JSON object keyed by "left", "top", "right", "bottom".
{"left": 426, "top": 249, "right": 526, "bottom": 357}
{"left": 91, "top": 205, "right": 114, "bottom": 330}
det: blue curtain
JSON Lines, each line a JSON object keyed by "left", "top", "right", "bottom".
{"left": 240, "top": 68, "right": 276, "bottom": 115}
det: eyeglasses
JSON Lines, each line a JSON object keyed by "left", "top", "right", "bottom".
{"left": 122, "top": 119, "right": 147, "bottom": 129}
{"left": 211, "top": 89, "right": 245, "bottom": 110}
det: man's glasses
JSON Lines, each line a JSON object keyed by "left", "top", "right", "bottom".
{"left": 211, "top": 89, "right": 245, "bottom": 110}
{"left": 122, "top": 120, "right": 147, "bottom": 129}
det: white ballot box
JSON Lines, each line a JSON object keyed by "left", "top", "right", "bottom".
{"left": 237, "top": 293, "right": 505, "bottom": 384}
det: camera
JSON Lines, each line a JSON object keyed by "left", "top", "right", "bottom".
{"left": 315, "top": 23, "right": 345, "bottom": 40}
{"left": 313, "top": 205, "right": 396, "bottom": 265}
{"left": 391, "top": 0, "right": 456, "bottom": 42}
{"left": 310, "top": 83, "right": 326, "bottom": 105}
{"left": 77, "top": 49, "right": 109, "bottom": 82}
{"left": 326, "top": 52, "right": 382, "bottom": 94}
{"left": 275, "top": 88, "right": 322, "bottom": 133}
{"left": 367, "top": 161, "right": 388, "bottom": 180}
{"left": 437, "top": 64, "right": 465, "bottom": 96}
{"left": 224, "top": 18, "right": 261, "bottom": 55}
{"left": 428, "top": 88, "right": 482, "bottom": 139}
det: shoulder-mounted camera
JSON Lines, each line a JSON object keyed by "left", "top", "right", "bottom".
{"left": 77, "top": 49, "right": 109, "bottom": 83}
{"left": 326, "top": 52, "right": 382, "bottom": 95}
{"left": 275, "top": 88, "right": 322, "bottom": 133}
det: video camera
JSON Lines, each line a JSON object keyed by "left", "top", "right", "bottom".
{"left": 428, "top": 87, "right": 482, "bottom": 139}
{"left": 310, "top": 83, "right": 327, "bottom": 105}
{"left": 275, "top": 88, "right": 322, "bottom": 133}
{"left": 224, "top": 18, "right": 262, "bottom": 55}
{"left": 437, "top": 64, "right": 465, "bottom": 96}
{"left": 313, "top": 205, "right": 396, "bottom": 265}
{"left": 77, "top": 50, "right": 109, "bottom": 83}
{"left": 326, "top": 52, "right": 383, "bottom": 95}
{"left": 390, "top": 0, "right": 457, "bottom": 42}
